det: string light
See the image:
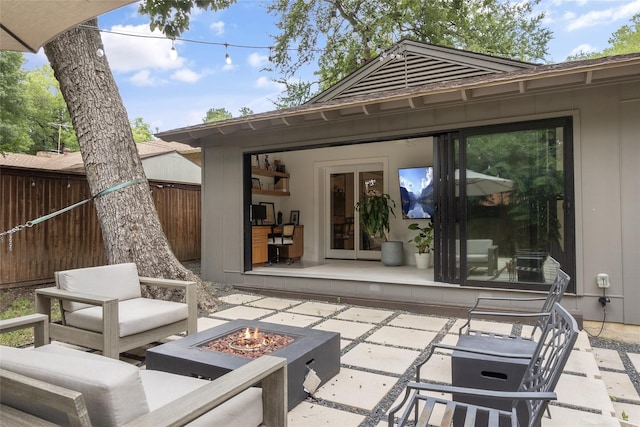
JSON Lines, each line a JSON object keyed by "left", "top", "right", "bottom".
{"left": 80, "top": 24, "right": 402, "bottom": 64}
{"left": 169, "top": 39, "right": 178, "bottom": 60}
{"left": 225, "top": 43, "right": 232, "bottom": 65}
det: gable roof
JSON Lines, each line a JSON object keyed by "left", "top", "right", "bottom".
{"left": 309, "top": 40, "right": 535, "bottom": 103}
{"left": 0, "top": 140, "right": 201, "bottom": 171}
{"left": 157, "top": 51, "right": 640, "bottom": 145}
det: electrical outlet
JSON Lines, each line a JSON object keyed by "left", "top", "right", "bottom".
{"left": 596, "top": 273, "right": 610, "bottom": 289}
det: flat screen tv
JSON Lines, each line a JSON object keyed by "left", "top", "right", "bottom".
{"left": 398, "top": 166, "right": 434, "bottom": 219}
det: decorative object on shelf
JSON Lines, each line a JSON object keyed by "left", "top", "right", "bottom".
{"left": 259, "top": 202, "right": 276, "bottom": 225}
{"left": 264, "top": 155, "right": 271, "bottom": 171}
{"left": 408, "top": 221, "right": 434, "bottom": 269}
{"left": 277, "top": 211, "right": 283, "bottom": 225}
{"left": 290, "top": 210, "right": 300, "bottom": 225}
{"left": 252, "top": 154, "right": 259, "bottom": 168}
{"left": 251, "top": 177, "right": 261, "bottom": 189}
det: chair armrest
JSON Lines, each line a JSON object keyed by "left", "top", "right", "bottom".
{"left": 0, "top": 368, "right": 91, "bottom": 426}
{"left": 407, "top": 381, "right": 557, "bottom": 402}
{"left": 138, "top": 277, "right": 196, "bottom": 290}
{"left": 124, "top": 355, "right": 287, "bottom": 427}
{"left": 0, "top": 314, "right": 49, "bottom": 347}
{"left": 36, "top": 287, "right": 117, "bottom": 306}
{"left": 416, "top": 342, "right": 531, "bottom": 381}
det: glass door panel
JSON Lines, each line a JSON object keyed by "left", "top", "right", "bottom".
{"left": 460, "top": 122, "right": 570, "bottom": 286}
{"left": 330, "top": 172, "right": 355, "bottom": 252}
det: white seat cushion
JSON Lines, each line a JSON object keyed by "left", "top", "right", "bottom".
{"left": 139, "top": 370, "right": 263, "bottom": 427}
{"left": 65, "top": 298, "right": 188, "bottom": 337}
{"left": 1, "top": 345, "right": 149, "bottom": 426}
{"left": 57, "top": 263, "right": 142, "bottom": 312}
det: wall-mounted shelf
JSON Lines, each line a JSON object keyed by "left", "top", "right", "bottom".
{"left": 252, "top": 167, "right": 290, "bottom": 196}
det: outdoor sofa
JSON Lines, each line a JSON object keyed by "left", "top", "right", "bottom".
{"left": 0, "top": 314, "right": 288, "bottom": 426}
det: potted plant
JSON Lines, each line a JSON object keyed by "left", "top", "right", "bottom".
{"left": 355, "top": 179, "right": 402, "bottom": 266}
{"left": 408, "top": 221, "right": 434, "bottom": 269}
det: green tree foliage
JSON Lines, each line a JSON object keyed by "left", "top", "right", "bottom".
{"left": 24, "top": 65, "right": 78, "bottom": 153}
{"left": 568, "top": 13, "right": 640, "bottom": 60}
{"left": 130, "top": 117, "right": 154, "bottom": 142}
{"left": 203, "top": 107, "right": 233, "bottom": 123}
{"left": 0, "top": 53, "right": 78, "bottom": 154}
{"left": 266, "top": 0, "right": 551, "bottom": 102}
{"left": 238, "top": 107, "right": 254, "bottom": 116}
{"left": 0, "top": 52, "right": 30, "bottom": 153}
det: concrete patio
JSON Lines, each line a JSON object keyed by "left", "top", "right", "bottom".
{"left": 156, "top": 292, "right": 639, "bottom": 426}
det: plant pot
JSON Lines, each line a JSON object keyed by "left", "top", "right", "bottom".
{"left": 414, "top": 252, "right": 431, "bottom": 269}
{"left": 381, "top": 241, "right": 403, "bottom": 266}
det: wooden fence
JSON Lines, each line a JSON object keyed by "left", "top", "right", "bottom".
{"left": 1, "top": 166, "right": 200, "bottom": 288}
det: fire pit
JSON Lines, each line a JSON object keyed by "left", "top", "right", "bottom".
{"left": 146, "top": 319, "right": 340, "bottom": 410}
{"left": 203, "top": 326, "right": 295, "bottom": 358}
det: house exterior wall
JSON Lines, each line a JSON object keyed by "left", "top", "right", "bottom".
{"left": 142, "top": 152, "right": 201, "bottom": 184}
{"left": 201, "top": 79, "right": 640, "bottom": 325}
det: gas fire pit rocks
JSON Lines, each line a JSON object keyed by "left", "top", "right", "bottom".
{"left": 146, "top": 319, "right": 340, "bottom": 410}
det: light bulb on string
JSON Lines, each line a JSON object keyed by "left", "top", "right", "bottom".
{"left": 224, "top": 43, "right": 232, "bottom": 65}
{"left": 330, "top": 10, "right": 337, "bottom": 27}
{"left": 169, "top": 39, "right": 178, "bottom": 61}
{"left": 96, "top": 44, "right": 104, "bottom": 57}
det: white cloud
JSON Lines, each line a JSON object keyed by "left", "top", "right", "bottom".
{"left": 569, "top": 43, "right": 597, "bottom": 56}
{"left": 171, "top": 68, "right": 202, "bottom": 83}
{"left": 248, "top": 52, "right": 269, "bottom": 68}
{"left": 210, "top": 21, "right": 225, "bottom": 35}
{"left": 566, "top": 0, "right": 640, "bottom": 31}
{"left": 255, "top": 76, "right": 283, "bottom": 90}
{"left": 129, "top": 69, "right": 165, "bottom": 87}
{"left": 102, "top": 24, "right": 185, "bottom": 73}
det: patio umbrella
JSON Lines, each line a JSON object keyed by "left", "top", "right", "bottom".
{"left": 455, "top": 169, "right": 514, "bottom": 196}
{"left": 0, "top": 0, "right": 137, "bottom": 53}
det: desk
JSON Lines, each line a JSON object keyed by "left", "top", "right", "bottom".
{"left": 252, "top": 225, "right": 304, "bottom": 265}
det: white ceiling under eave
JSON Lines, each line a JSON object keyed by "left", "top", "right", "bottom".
{"left": 156, "top": 53, "right": 640, "bottom": 146}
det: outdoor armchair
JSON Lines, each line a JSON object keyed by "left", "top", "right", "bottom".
{"left": 458, "top": 259, "right": 567, "bottom": 341}
{"left": 389, "top": 303, "right": 578, "bottom": 427}
{"left": 0, "top": 314, "right": 288, "bottom": 427}
{"left": 35, "top": 262, "right": 197, "bottom": 359}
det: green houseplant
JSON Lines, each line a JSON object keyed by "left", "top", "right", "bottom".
{"left": 355, "top": 179, "right": 396, "bottom": 242}
{"left": 408, "top": 221, "right": 434, "bottom": 269}
{"left": 355, "top": 179, "right": 402, "bottom": 265}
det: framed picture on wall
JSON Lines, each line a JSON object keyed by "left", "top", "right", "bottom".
{"left": 260, "top": 202, "right": 276, "bottom": 224}
{"left": 290, "top": 210, "right": 300, "bottom": 225}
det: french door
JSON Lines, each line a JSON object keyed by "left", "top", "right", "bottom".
{"left": 325, "top": 163, "right": 385, "bottom": 260}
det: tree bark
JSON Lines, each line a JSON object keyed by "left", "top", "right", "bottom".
{"left": 44, "top": 19, "right": 216, "bottom": 312}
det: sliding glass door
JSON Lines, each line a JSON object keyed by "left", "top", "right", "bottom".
{"left": 436, "top": 118, "right": 575, "bottom": 291}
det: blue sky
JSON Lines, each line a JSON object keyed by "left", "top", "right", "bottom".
{"left": 23, "top": 0, "right": 640, "bottom": 133}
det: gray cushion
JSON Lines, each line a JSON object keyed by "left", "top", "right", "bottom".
{"left": 1, "top": 345, "right": 149, "bottom": 426}
{"left": 56, "top": 263, "right": 142, "bottom": 313}
{"left": 65, "top": 297, "right": 188, "bottom": 337}
{"left": 139, "top": 370, "right": 263, "bottom": 427}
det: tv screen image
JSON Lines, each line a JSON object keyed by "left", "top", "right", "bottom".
{"left": 398, "top": 167, "right": 434, "bottom": 219}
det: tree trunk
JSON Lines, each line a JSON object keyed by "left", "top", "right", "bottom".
{"left": 44, "top": 19, "right": 216, "bottom": 312}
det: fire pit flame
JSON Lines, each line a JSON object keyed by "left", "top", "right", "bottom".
{"left": 230, "top": 327, "right": 266, "bottom": 352}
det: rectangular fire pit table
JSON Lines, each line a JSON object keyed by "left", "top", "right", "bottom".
{"left": 146, "top": 319, "right": 340, "bottom": 410}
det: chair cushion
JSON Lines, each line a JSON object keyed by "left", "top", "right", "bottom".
{"left": 57, "top": 263, "right": 142, "bottom": 313}
{"left": 0, "top": 344, "right": 149, "bottom": 426}
{"left": 139, "top": 370, "right": 263, "bottom": 427}
{"left": 64, "top": 297, "right": 189, "bottom": 337}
